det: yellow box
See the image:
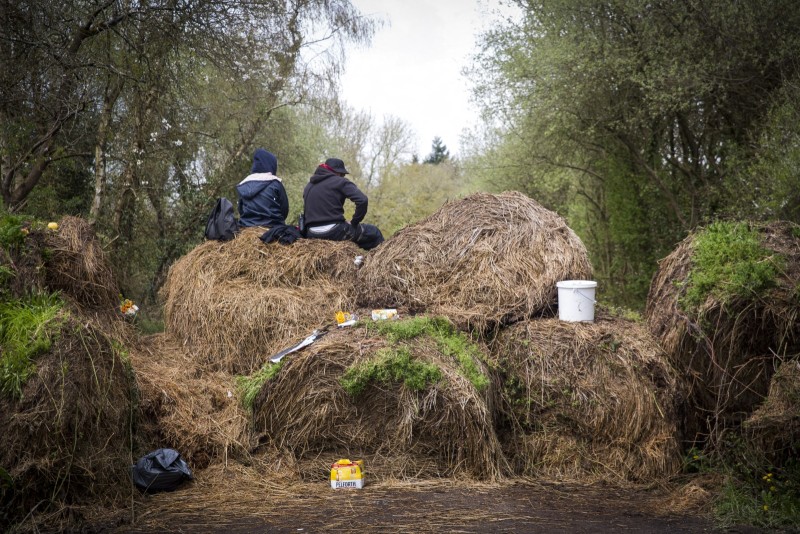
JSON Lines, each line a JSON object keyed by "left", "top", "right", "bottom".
{"left": 330, "top": 459, "right": 364, "bottom": 489}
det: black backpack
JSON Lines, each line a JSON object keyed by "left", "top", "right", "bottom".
{"left": 205, "top": 197, "right": 238, "bottom": 241}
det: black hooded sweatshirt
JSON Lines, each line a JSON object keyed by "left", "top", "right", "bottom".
{"left": 302, "top": 166, "right": 368, "bottom": 227}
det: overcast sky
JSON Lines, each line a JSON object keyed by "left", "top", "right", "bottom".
{"left": 339, "top": 0, "right": 517, "bottom": 159}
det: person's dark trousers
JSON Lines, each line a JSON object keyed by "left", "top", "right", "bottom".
{"left": 306, "top": 222, "right": 384, "bottom": 250}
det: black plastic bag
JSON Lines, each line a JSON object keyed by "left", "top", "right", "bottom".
{"left": 131, "top": 448, "right": 193, "bottom": 493}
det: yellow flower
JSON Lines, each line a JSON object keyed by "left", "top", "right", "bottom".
{"left": 770, "top": 486, "right": 776, "bottom": 492}
{"left": 763, "top": 505, "right": 769, "bottom": 511}
{"left": 48, "top": 222, "right": 58, "bottom": 230}
{"left": 692, "top": 455, "right": 699, "bottom": 460}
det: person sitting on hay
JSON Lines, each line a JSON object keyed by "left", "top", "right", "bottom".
{"left": 302, "top": 157, "right": 384, "bottom": 250}
{"left": 237, "top": 148, "right": 289, "bottom": 228}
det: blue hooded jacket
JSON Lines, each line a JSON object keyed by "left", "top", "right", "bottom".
{"left": 237, "top": 149, "right": 289, "bottom": 228}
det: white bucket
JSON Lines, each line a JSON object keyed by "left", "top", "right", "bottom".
{"left": 556, "top": 280, "right": 597, "bottom": 322}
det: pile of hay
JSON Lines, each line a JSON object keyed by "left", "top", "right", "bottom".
{"left": 356, "top": 191, "right": 593, "bottom": 334}
{"left": 0, "top": 219, "right": 139, "bottom": 529}
{"left": 251, "top": 322, "right": 508, "bottom": 481}
{"left": 742, "top": 359, "right": 800, "bottom": 464}
{"left": 42, "top": 216, "right": 121, "bottom": 315}
{"left": 0, "top": 316, "right": 134, "bottom": 528}
{"left": 130, "top": 334, "right": 252, "bottom": 468}
{"left": 489, "top": 317, "right": 684, "bottom": 483}
{"left": 160, "top": 228, "right": 363, "bottom": 374}
{"left": 645, "top": 221, "right": 800, "bottom": 441}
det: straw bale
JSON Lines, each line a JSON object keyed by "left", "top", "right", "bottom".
{"left": 742, "top": 359, "right": 800, "bottom": 464}
{"left": 0, "top": 315, "right": 134, "bottom": 527}
{"left": 356, "top": 191, "right": 593, "bottom": 334}
{"left": 489, "top": 317, "right": 684, "bottom": 483}
{"left": 160, "top": 228, "right": 362, "bottom": 374}
{"left": 252, "top": 326, "right": 509, "bottom": 480}
{"left": 130, "top": 333, "right": 253, "bottom": 469}
{"left": 42, "top": 216, "right": 120, "bottom": 313}
{"left": 645, "top": 221, "right": 800, "bottom": 441}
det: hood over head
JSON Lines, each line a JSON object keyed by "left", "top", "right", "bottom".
{"left": 252, "top": 148, "right": 278, "bottom": 174}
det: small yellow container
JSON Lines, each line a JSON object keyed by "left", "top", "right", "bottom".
{"left": 330, "top": 459, "right": 364, "bottom": 489}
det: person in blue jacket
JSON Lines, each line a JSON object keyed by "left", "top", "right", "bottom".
{"left": 236, "top": 148, "right": 289, "bottom": 228}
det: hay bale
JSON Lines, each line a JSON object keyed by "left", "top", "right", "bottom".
{"left": 160, "top": 228, "right": 362, "bottom": 374}
{"left": 0, "top": 315, "right": 133, "bottom": 527}
{"left": 356, "top": 191, "right": 593, "bottom": 334}
{"left": 742, "top": 359, "right": 800, "bottom": 465}
{"left": 645, "top": 221, "right": 800, "bottom": 441}
{"left": 489, "top": 317, "right": 683, "bottom": 483}
{"left": 130, "top": 334, "right": 252, "bottom": 468}
{"left": 251, "top": 322, "right": 508, "bottom": 480}
{"left": 42, "top": 216, "right": 120, "bottom": 313}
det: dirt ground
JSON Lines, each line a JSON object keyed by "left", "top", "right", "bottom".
{"left": 87, "top": 477, "right": 770, "bottom": 534}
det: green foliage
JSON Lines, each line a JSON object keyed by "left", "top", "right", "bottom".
{"left": 0, "top": 214, "right": 25, "bottom": 249}
{"left": 681, "top": 222, "right": 783, "bottom": 312}
{"left": 423, "top": 136, "right": 450, "bottom": 165}
{"left": 236, "top": 361, "right": 284, "bottom": 411}
{"left": 0, "top": 292, "right": 63, "bottom": 398}
{"left": 340, "top": 346, "right": 442, "bottom": 397}
{"left": 365, "top": 316, "right": 489, "bottom": 391}
{"left": 713, "top": 459, "right": 800, "bottom": 529}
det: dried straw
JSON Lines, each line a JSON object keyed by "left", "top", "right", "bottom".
{"left": 129, "top": 333, "right": 253, "bottom": 469}
{"left": 742, "top": 359, "right": 800, "bottom": 463}
{"left": 357, "top": 191, "right": 593, "bottom": 334}
{"left": 160, "top": 228, "right": 362, "bottom": 374}
{"left": 43, "top": 215, "right": 120, "bottom": 313}
{"left": 252, "top": 326, "right": 509, "bottom": 481}
{"left": 489, "top": 316, "right": 684, "bottom": 483}
{"left": 645, "top": 221, "right": 800, "bottom": 441}
{"left": 0, "top": 316, "right": 134, "bottom": 527}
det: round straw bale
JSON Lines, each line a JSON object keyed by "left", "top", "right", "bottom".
{"left": 645, "top": 221, "right": 800, "bottom": 441}
{"left": 160, "top": 228, "right": 362, "bottom": 374}
{"left": 0, "top": 314, "right": 133, "bottom": 526}
{"left": 251, "top": 322, "right": 509, "bottom": 481}
{"left": 489, "top": 316, "right": 684, "bottom": 483}
{"left": 130, "top": 334, "right": 253, "bottom": 468}
{"left": 742, "top": 359, "right": 800, "bottom": 466}
{"left": 356, "top": 191, "right": 593, "bottom": 334}
{"left": 42, "top": 216, "right": 120, "bottom": 313}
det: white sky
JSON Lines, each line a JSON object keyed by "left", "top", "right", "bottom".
{"left": 339, "top": 0, "right": 516, "bottom": 159}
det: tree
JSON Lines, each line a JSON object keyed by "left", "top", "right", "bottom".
{"left": 423, "top": 136, "right": 450, "bottom": 165}
{"left": 470, "top": 0, "right": 800, "bottom": 307}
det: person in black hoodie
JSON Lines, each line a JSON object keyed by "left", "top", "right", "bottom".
{"left": 302, "top": 157, "right": 384, "bottom": 250}
{"left": 236, "top": 148, "right": 289, "bottom": 228}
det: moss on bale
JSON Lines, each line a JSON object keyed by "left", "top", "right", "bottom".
{"left": 160, "top": 228, "right": 362, "bottom": 374}
{"left": 356, "top": 191, "right": 593, "bottom": 334}
{"left": 251, "top": 320, "right": 508, "bottom": 481}
{"left": 489, "top": 317, "right": 684, "bottom": 483}
{"left": 645, "top": 221, "right": 800, "bottom": 442}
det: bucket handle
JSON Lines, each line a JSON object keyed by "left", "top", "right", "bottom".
{"left": 572, "top": 288, "right": 596, "bottom": 304}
